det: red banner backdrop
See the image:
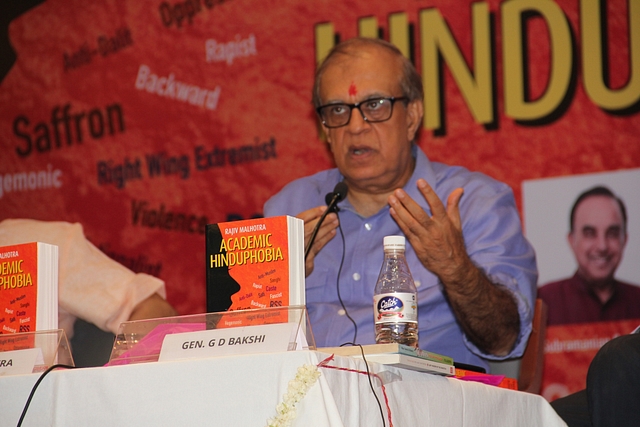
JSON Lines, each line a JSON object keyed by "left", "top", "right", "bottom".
{"left": 542, "top": 319, "right": 640, "bottom": 400}
{"left": 1, "top": 0, "right": 639, "bottom": 326}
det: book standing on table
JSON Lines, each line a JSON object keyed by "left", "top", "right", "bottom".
{"left": 0, "top": 242, "right": 58, "bottom": 334}
{"left": 205, "top": 215, "right": 305, "bottom": 314}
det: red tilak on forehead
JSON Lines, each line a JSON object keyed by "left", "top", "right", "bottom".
{"left": 348, "top": 82, "right": 357, "bottom": 96}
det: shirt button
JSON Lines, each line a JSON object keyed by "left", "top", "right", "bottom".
{"left": 415, "top": 280, "right": 421, "bottom": 288}
{"left": 352, "top": 273, "right": 361, "bottom": 281}
{"left": 364, "top": 223, "right": 372, "bottom": 231}
{"left": 337, "top": 309, "right": 346, "bottom": 316}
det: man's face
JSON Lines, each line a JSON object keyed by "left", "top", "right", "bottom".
{"left": 318, "top": 46, "right": 422, "bottom": 194}
{"left": 568, "top": 195, "right": 627, "bottom": 284}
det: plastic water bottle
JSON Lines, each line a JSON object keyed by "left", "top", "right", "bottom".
{"left": 373, "top": 235, "right": 418, "bottom": 347}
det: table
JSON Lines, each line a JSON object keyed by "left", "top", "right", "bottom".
{"left": 0, "top": 350, "right": 567, "bottom": 426}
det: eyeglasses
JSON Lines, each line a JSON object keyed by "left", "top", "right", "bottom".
{"left": 316, "top": 96, "right": 408, "bottom": 128}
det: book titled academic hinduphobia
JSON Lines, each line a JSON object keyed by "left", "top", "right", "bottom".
{"left": 0, "top": 242, "right": 58, "bottom": 335}
{"left": 205, "top": 216, "right": 305, "bottom": 315}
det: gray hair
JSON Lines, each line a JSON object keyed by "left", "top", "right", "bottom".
{"left": 312, "top": 37, "right": 424, "bottom": 108}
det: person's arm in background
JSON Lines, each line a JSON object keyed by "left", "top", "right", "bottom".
{"left": 0, "top": 219, "right": 179, "bottom": 336}
{"left": 58, "top": 226, "right": 178, "bottom": 335}
{"left": 128, "top": 292, "right": 177, "bottom": 321}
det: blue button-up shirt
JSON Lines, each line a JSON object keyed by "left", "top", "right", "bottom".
{"left": 264, "top": 146, "right": 537, "bottom": 369}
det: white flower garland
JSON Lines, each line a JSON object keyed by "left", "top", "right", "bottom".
{"left": 266, "top": 364, "right": 321, "bottom": 427}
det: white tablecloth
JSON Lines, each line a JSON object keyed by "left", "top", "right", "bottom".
{"left": 0, "top": 350, "right": 566, "bottom": 426}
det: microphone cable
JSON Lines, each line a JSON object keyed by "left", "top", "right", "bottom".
{"left": 309, "top": 181, "right": 382, "bottom": 424}
{"left": 332, "top": 203, "right": 383, "bottom": 425}
{"left": 339, "top": 342, "right": 386, "bottom": 427}
{"left": 16, "top": 363, "right": 77, "bottom": 427}
{"left": 335, "top": 216, "right": 358, "bottom": 345}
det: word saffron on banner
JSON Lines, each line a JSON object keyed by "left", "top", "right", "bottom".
{"left": 13, "top": 103, "right": 126, "bottom": 158}
{"left": 134, "top": 64, "right": 221, "bottom": 110}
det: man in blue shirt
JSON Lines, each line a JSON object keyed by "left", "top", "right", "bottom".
{"left": 264, "top": 37, "right": 537, "bottom": 370}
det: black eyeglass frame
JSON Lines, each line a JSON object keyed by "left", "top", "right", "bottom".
{"left": 315, "top": 96, "right": 409, "bottom": 128}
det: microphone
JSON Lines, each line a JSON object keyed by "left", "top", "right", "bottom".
{"left": 324, "top": 181, "right": 348, "bottom": 212}
{"left": 304, "top": 182, "right": 348, "bottom": 259}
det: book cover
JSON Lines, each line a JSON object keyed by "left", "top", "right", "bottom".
{"left": 0, "top": 242, "right": 58, "bottom": 335}
{"left": 454, "top": 368, "right": 518, "bottom": 390}
{"left": 320, "top": 343, "right": 454, "bottom": 365}
{"left": 205, "top": 216, "right": 304, "bottom": 314}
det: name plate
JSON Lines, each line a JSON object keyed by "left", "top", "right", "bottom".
{"left": 158, "top": 323, "right": 298, "bottom": 362}
{"left": 0, "top": 348, "right": 43, "bottom": 377}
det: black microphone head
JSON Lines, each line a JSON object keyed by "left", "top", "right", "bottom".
{"left": 333, "top": 181, "right": 348, "bottom": 202}
{"left": 325, "top": 181, "right": 348, "bottom": 211}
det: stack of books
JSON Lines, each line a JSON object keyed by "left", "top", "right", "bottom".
{"left": 319, "top": 343, "right": 455, "bottom": 376}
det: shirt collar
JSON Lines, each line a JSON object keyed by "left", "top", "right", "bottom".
{"left": 573, "top": 271, "right": 620, "bottom": 306}
{"left": 336, "top": 144, "right": 437, "bottom": 217}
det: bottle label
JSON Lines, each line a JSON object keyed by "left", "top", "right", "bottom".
{"left": 373, "top": 292, "right": 417, "bottom": 324}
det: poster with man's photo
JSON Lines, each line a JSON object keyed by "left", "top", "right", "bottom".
{"left": 523, "top": 168, "right": 640, "bottom": 401}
